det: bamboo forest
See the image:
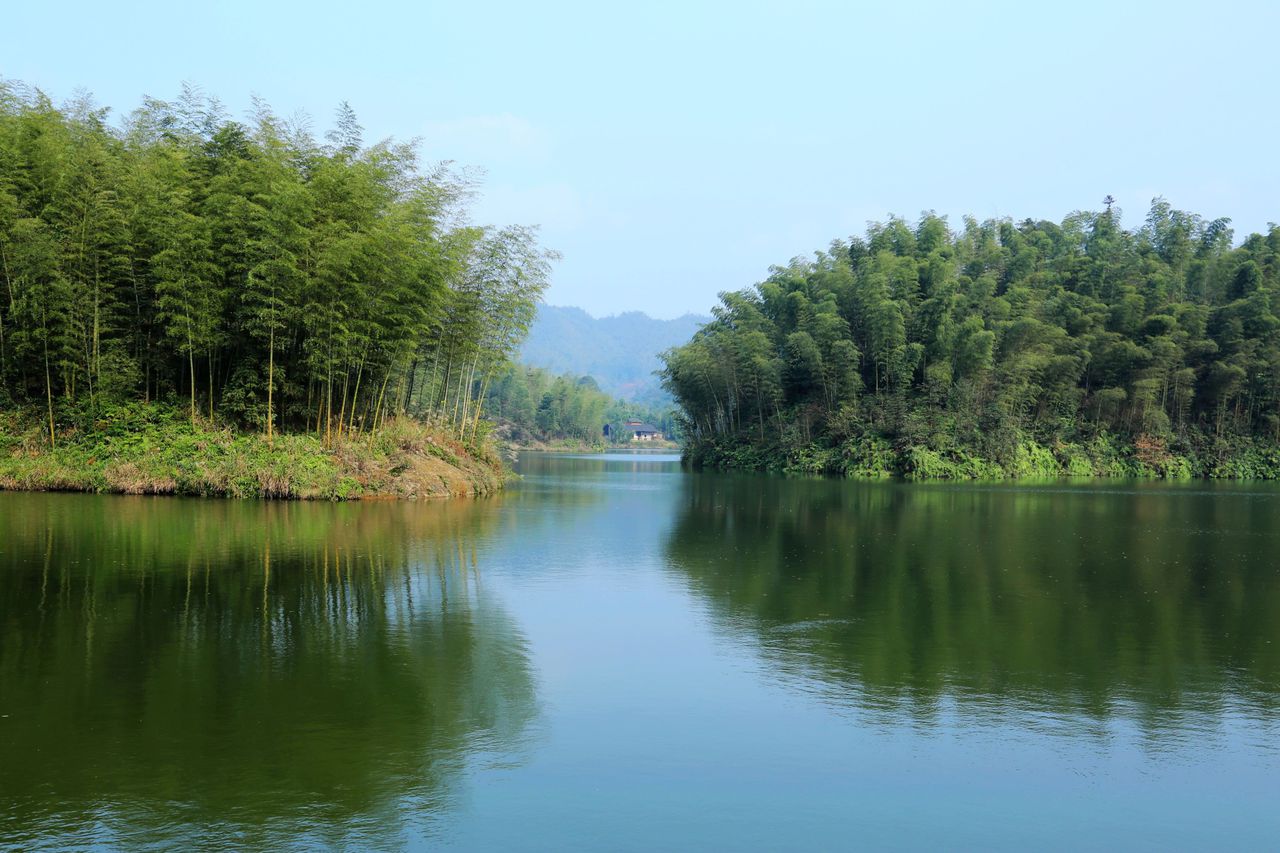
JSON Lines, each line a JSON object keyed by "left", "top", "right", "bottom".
{"left": 4, "top": 4, "right": 1280, "bottom": 843}
{"left": 0, "top": 81, "right": 555, "bottom": 446}
{"left": 662, "top": 203, "right": 1280, "bottom": 478}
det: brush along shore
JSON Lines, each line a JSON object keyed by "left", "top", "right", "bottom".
{"left": 0, "top": 404, "right": 506, "bottom": 500}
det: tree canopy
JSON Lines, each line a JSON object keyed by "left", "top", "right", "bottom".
{"left": 0, "top": 80, "right": 555, "bottom": 445}
{"left": 662, "top": 202, "right": 1280, "bottom": 477}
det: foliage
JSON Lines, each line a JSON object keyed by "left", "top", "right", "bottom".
{"left": 0, "top": 79, "right": 554, "bottom": 449}
{"left": 662, "top": 202, "right": 1280, "bottom": 479}
{"left": 0, "top": 402, "right": 503, "bottom": 499}
{"left": 485, "top": 364, "right": 680, "bottom": 446}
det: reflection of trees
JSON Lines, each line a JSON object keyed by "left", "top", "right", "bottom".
{"left": 665, "top": 475, "right": 1280, "bottom": 723}
{"left": 0, "top": 495, "right": 537, "bottom": 849}
{"left": 514, "top": 451, "right": 682, "bottom": 486}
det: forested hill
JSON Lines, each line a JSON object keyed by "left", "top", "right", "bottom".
{"left": 520, "top": 306, "right": 706, "bottom": 402}
{"left": 662, "top": 202, "right": 1280, "bottom": 479}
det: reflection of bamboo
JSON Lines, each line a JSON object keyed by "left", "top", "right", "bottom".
{"left": 39, "top": 525, "right": 51, "bottom": 618}
{"left": 83, "top": 566, "right": 95, "bottom": 674}
{"left": 184, "top": 558, "right": 193, "bottom": 623}
{"left": 404, "top": 560, "right": 415, "bottom": 629}
{"left": 60, "top": 540, "right": 69, "bottom": 607}
{"left": 182, "top": 557, "right": 193, "bottom": 653}
{"left": 0, "top": 506, "right": 540, "bottom": 840}
{"left": 346, "top": 549, "right": 354, "bottom": 621}
{"left": 470, "top": 543, "right": 479, "bottom": 596}
{"left": 262, "top": 538, "right": 271, "bottom": 650}
{"left": 338, "top": 547, "right": 345, "bottom": 619}
{"left": 334, "top": 545, "right": 344, "bottom": 623}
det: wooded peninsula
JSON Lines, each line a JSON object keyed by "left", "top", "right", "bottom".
{"left": 0, "top": 81, "right": 555, "bottom": 497}
{"left": 662, "top": 202, "right": 1280, "bottom": 478}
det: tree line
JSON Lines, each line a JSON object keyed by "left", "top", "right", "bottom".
{"left": 662, "top": 201, "right": 1280, "bottom": 476}
{"left": 0, "top": 80, "right": 555, "bottom": 446}
{"left": 484, "top": 364, "right": 678, "bottom": 445}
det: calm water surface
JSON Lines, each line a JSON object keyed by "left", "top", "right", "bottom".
{"left": 2, "top": 453, "right": 1279, "bottom": 850}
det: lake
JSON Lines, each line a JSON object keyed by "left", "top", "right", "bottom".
{"left": 2, "top": 453, "right": 1279, "bottom": 850}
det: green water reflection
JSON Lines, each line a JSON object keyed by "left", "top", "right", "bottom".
{"left": 0, "top": 494, "right": 536, "bottom": 850}
{"left": 3, "top": 458, "right": 1280, "bottom": 849}
{"left": 665, "top": 475, "right": 1280, "bottom": 723}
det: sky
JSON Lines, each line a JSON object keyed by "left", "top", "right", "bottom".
{"left": 4, "top": 0, "right": 1278, "bottom": 318}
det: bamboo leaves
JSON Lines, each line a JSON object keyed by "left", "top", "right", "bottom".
{"left": 0, "top": 80, "right": 556, "bottom": 446}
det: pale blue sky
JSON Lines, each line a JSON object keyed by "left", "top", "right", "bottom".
{"left": 4, "top": 0, "right": 1277, "bottom": 317}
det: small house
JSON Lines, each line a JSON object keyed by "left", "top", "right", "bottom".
{"left": 624, "top": 420, "right": 663, "bottom": 442}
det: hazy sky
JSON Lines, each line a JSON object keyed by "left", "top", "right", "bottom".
{"left": 4, "top": 0, "right": 1277, "bottom": 318}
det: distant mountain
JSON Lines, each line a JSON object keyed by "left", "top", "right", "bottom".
{"left": 519, "top": 306, "right": 707, "bottom": 402}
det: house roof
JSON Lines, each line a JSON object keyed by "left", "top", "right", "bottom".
{"left": 625, "top": 423, "right": 661, "bottom": 433}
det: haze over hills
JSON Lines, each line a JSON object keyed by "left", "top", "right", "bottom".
{"left": 519, "top": 306, "right": 708, "bottom": 402}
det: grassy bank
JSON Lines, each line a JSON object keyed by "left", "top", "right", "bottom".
{"left": 0, "top": 404, "right": 506, "bottom": 500}
{"left": 684, "top": 431, "right": 1280, "bottom": 481}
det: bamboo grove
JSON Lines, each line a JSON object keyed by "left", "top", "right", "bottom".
{"left": 662, "top": 202, "right": 1280, "bottom": 477}
{"left": 0, "top": 81, "right": 555, "bottom": 446}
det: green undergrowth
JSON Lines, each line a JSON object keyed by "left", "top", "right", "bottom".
{"left": 0, "top": 403, "right": 506, "bottom": 500}
{"left": 684, "top": 430, "right": 1280, "bottom": 481}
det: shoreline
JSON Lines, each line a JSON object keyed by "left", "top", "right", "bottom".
{"left": 0, "top": 406, "right": 506, "bottom": 501}
{"left": 682, "top": 433, "right": 1280, "bottom": 481}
